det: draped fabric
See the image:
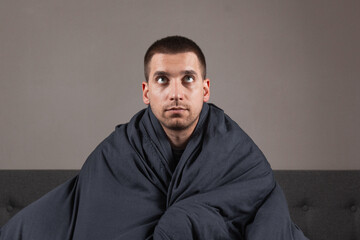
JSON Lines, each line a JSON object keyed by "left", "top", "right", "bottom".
{"left": 0, "top": 103, "right": 308, "bottom": 240}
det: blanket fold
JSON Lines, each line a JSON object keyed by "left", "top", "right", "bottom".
{"left": 0, "top": 103, "right": 308, "bottom": 240}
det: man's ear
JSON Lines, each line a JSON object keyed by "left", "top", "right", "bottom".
{"left": 142, "top": 81, "right": 150, "bottom": 105}
{"left": 203, "top": 78, "right": 210, "bottom": 102}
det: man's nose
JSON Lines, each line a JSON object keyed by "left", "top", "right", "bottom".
{"left": 169, "top": 80, "right": 184, "bottom": 101}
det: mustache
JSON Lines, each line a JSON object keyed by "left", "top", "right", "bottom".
{"left": 163, "top": 104, "right": 189, "bottom": 111}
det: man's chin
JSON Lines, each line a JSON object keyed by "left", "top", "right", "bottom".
{"left": 161, "top": 119, "right": 189, "bottom": 131}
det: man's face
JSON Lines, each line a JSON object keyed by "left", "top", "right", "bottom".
{"left": 142, "top": 52, "right": 210, "bottom": 133}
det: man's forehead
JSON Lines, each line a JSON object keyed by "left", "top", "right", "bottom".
{"left": 149, "top": 52, "right": 201, "bottom": 72}
{"left": 151, "top": 52, "right": 198, "bottom": 62}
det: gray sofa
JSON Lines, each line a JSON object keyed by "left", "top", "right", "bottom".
{"left": 1, "top": 170, "right": 359, "bottom": 240}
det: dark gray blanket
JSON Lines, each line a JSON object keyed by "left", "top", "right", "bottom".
{"left": 0, "top": 103, "right": 307, "bottom": 239}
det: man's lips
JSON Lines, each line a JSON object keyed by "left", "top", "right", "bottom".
{"left": 165, "top": 107, "right": 188, "bottom": 114}
{"left": 166, "top": 107, "right": 186, "bottom": 111}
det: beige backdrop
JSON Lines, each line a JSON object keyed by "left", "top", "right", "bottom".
{"left": 1, "top": 0, "right": 359, "bottom": 169}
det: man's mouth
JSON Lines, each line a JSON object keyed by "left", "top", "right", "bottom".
{"left": 165, "top": 107, "right": 187, "bottom": 114}
{"left": 167, "top": 107, "right": 186, "bottom": 111}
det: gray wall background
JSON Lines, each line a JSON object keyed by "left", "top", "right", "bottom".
{"left": 1, "top": 0, "right": 359, "bottom": 170}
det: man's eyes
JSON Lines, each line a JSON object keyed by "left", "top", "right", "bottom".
{"left": 183, "top": 75, "right": 194, "bottom": 83}
{"left": 155, "top": 75, "right": 194, "bottom": 84}
{"left": 156, "top": 76, "right": 168, "bottom": 84}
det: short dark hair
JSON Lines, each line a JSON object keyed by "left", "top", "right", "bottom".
{"left": 144, "top": 36, "right": 206, "bottom": 81}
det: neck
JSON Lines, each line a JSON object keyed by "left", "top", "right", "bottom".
{"left": 162, "top": 124, "right": 197, "bottom": 150}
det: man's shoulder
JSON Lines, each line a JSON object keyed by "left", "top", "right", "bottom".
{"left": 207, "top": 103, "right": 244, "bottom": 135}
{"left": 84, "top": 107, "right": 149, "bottom": 162}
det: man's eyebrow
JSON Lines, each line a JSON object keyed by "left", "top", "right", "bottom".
{"left": 181, "top": 70, "right": 197, "bottom": 75}
{"left": 153, "top": 71, "right": 170, "bottom": 77}
{"left": 152, "top": 70, "right": 198, "bottom": 78}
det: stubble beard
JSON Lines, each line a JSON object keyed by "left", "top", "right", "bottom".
{"left": 160, "top": 112, "right": 199, "bottom": 131}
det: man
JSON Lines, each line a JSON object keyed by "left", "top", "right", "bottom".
{"left": 142, "top": 38, "right": 210, "bottom": 168}
{"left": 0, "top": 36, "right": 308, "bottom": 239}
